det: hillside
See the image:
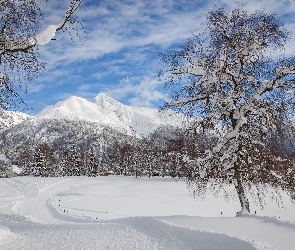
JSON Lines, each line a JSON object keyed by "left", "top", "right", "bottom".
{"left": 0, "top": 109, "right": 30, "bottom": 129}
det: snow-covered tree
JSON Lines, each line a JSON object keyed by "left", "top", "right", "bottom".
{"left": 0, "top": 0, "right": 83, "bottom": 109}
{"left": 39, "top": 142, "right": 54, "bottom": 176}
{"left": 69, "top": 144, "right": 81, "bottom": 176}
{"left": 87, "top": 147, "right": 97, "bottom": 177}
{"left": 18, "top": 144, "right": 34, "bottom": 175}
{"left": 0, "top": 154, "right": 13, "bottom": 177}
{"left": 160, "top": 7, "right": 295, "bottom": 213}
{"left": 58, "top": 148, "right": 69, "bottom": 176}
{"left": 79, "top": 142, "right": 88, "bottom": 176}
{"left": 31, "top": 147, "right": 44, "bottom": 176}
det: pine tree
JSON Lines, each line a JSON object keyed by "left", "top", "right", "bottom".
{"left": 87, "top": 147, "right": 97, "bottom": 177}
{"left": 69, "top": 144, "right": 81, "bottom": 176}
{"left": 18, "top": 144, "right": 34, "bottom": 176}
{"left": 31, "top": 148, "right": 44, "bottom": 177}
{"left": 39, "top": 142, "right": 54, "bottom": 177}
{"left": 79, "top": 143, "right": 88, "bottom": 176}
{"left": 59, "top": 149, "right": 69, "bottom": 176}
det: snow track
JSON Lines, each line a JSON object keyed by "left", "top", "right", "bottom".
{"left": 0, "top": 217, "right": 259, "bottom": 250}
{"left": 118, "top": 217, "right": 257, "bottom": 250}
{"left": 0, "top": 177, "right": 84, "bottom": 224}
{"left": 0, "top": 176, "right": 294, "bottom": 249}
{"left": 1, "top": 222, "right": 157, "bottom": 250}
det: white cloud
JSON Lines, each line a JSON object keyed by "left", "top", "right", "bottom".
{"left": 38, "top": 0, "right": 295, "bottom": 70}
{"left": 25, "top": 0, "right": 295, "bottom": 114}
{"left": 36, "top": 0, "right": 295, "bottom": 74}
{"left": 26, "top": 83, "right": 46, "bottom": 94}
{"left": 37, "top": 0, "right": 206, "bottom": 66}
{"left": 100, "top": 76, "right": 166, "bottom": 108}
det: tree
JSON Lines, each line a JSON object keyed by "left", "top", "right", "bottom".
{"left": 59, "top": 148, "right": 69, "bottom": 176}
{"left": 87, "top": 147, "right": 97, "bottom": 177}
{"left": 17, "top": 143, "right": 34, "bottom": 175}
{"left": 39, "top": 142, "right": 54, "bottom": 176}
{"left": 31, "top": 147, "right": 44, "bottom": 176}
{"left": 160, "top": 7, "right": 295, "bottom": 213}
{"left": 69, "top": 144, "right": 81, "bottom": 176}
{"left": 0, "top": 0, "right": 83, "bottom": 109}
{"left": 0, "top": 154, "right": 13, "bottom": 177}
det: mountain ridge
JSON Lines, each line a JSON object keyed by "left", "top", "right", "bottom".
{"left": 1, "top": 93, "right": 187, "bottom": 137}
{"left": 0, "top": 109, "right": 31, "bottom": 129}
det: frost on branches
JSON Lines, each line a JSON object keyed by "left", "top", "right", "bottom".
{"left": 160, "top": 7, "right": 295, "bottom": 213}
{"left": 0, "top": 0, "right": 83, "bottom": 109}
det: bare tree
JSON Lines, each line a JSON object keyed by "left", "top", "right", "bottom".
{"left": 0, "top": 0, "right": 83, "bottom": 109}
{"left": 160, "top": 7, "right": 295, "bottom": 213}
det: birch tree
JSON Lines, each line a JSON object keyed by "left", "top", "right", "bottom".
{"left": 160, "top": 7, "right": 295, "bottom": 213}
{"left": 0, "top": 0, "right": 83, "bottom": 109}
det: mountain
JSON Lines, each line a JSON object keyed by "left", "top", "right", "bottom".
{"left": 36, "top": 93, "right": 187, "bottom": 137}
{"left": 0, "top": 109, "right": 31, "bottom": 129}
{"left": 0, "top": 94, "right": 188, "bottom": 170}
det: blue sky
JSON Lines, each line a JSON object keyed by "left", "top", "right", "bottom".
{"left": 19, "top": 0, "right": 295, "bottom": 115}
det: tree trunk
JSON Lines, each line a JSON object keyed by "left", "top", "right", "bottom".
{"left": 234, "top": 165, "right": 250, "bottom": 213}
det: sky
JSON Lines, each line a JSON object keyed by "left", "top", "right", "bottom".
{"left": 17, "top": 0, "right": 295, "bottom": 115}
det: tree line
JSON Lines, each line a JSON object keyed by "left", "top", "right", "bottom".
{"left": 14, "top": 126, "right": 194, "bottom": 178}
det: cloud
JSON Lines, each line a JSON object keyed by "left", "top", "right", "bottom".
{"left": 26, "top": 83, "right": 46, "bottom": 94}
{"left": 24, "top": 0, "right": 295, "bottom": 114}
{"left": 100, "top": 75, "right": 166, "bottom": 108}
{"left": 37, "top": 0, "right": 207, "bottom": 66}
{"left": 38, "top": 0, "right": 295, "bottom": 70}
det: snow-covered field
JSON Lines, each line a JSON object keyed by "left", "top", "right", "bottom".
{"left": 0, "top": 176, "right": 294, "bottom": 249}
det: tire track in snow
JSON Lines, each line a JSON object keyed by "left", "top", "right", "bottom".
{"left": 6, "top": 178, "right": 86, "bottom": 224}
{"left": 0, "top": 217, "right": 260, "bottom": 250}
{"left": 0, "top": 222, "right": 157, "bottom": 250}
{"left": 117, "top": 217, "right": 258, "bottom": 250}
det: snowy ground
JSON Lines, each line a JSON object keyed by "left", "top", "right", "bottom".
{"left": 0, "top": 176, "right": 294, "bottom": 249}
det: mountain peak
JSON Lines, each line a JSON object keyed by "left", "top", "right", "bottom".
{"left": 31, "top": 92, "right": 186, "bottom": 137}
{"left": 93, "top": 93, "right": 122, "bottom": 112}
{"left": 93, "top": 92, "right": 117, "bottom": 102}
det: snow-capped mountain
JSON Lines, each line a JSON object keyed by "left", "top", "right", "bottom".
{"left": 36, "top": 93, "right": 187, "bottom": 137}
{"left": 0, "top": 109, "right": 31, "bottom": 128}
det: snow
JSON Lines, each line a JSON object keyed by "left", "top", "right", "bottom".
{"left": 0, "top": 176, "right": 294, "bottom": 249}
{"left": 36, "top": 93, "right": 187, "bottom": 137}
{"left": 191, "top": 67, "right": 205, "bottom": 76}
{"left": 11, "top": 166, "right": 21, "bottom": 175}
{"left": 34, "top": 25, "right": 57, "bottom": 46}
{"left": 236, "top": 207, "right": 250, "bottom": 217}
{"left": 0, "top": 110, "right": 30, "bottom": 129}
{"left": 0, "top": 154, "right": 8, "bottom": 162}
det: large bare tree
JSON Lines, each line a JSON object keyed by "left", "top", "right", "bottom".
{"left": 0, "top": 0, "right": 83, "bottom": 109}
{"left": 160, "top": 7, "right": 295, "bottom": 213}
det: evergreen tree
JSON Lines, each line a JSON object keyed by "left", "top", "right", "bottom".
{"left": 59, "top": 148, "right": 69, "bottom": 176}
{"left": 31, "top": 148, "right": 44, "bottom": 177}
{"left": 69, "top": 144, "right": 81, "bottom": 176}
{"left": 39, "top": 142, "right": 54, "bottom": 177}
{"left": 18, "top": 144, "right": 34, "bottom": 176}
{"left": 87, "top": 147, "right": 97, "bottom": 177}
{"left": 79, "top": 143, "right": 88, "bottom": 176}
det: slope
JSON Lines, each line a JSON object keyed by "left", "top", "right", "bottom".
{"left": 0, "top": 176, "right": 294, "bottom": 250}
{"left": 0, "top": 109, "right": 30, "bottom": 129}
